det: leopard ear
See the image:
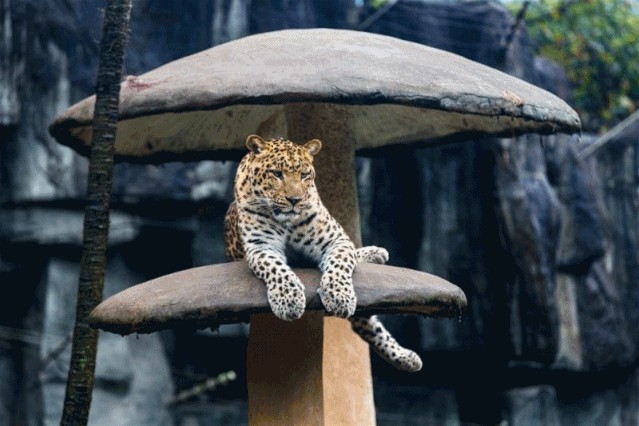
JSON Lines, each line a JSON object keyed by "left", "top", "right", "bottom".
{"left": 303, "top": 139, "right": 322, "bottom": 156}
{"left": 246, "top": 134, "right": 267, "bottom": 154}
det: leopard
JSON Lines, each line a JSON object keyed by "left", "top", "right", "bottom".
{"left": 224, "top": 134, "right": 422, "bottom": 372}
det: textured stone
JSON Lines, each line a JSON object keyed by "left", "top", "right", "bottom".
{"left": 49, "top": 29, "right": 579, "bottom": 162}
{"left": 0, "top": 1, "right": 20, "bottom": 125}
{"left": 585, "top": 114, "right": 639, "bottom": 349}
{"left": 534, "top": 57, "right": 572, "bottom": 103}
{"left": 89, "top": 261, "right": 467, "bottom": 335}
{"left": 360, "top": 3, "right": 623, "bottom": 425}
{"left": 0, "top": 346, "right": 17, "bottom": 425}
{"left": 574, "top": 261, "right": 636, "bottom": 370}
{"left": 0, "top": 207, "right": 138, "bottom": 245}
{"left": 554, "top": 274, "right": 583, "bottom": 370}
{"left": 558, "top": 388, "right": 623, "bottom": 426}
{"left": 375, "top": 386, "right": 459, "bottom": 426}
{"left": 504, "top": 386, "right": 560, "bottom": 426}
{"left": 544, "top": 135, "right": 606, "bottom": 274}
{"left": 40, "top": 253, "right": 174, "bottom": 426}
{"left": 495, "top": 134, "right": 561, "bottom": 364}
{"left": 579, "top": 110, "right": 639, "bottom": 159}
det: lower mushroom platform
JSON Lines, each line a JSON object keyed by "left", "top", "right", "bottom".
{"left": 89, "top": 261, "right": 466, "bottom": 425}
{"left": 89, "top": 261, "right": 466, "bottom": 333}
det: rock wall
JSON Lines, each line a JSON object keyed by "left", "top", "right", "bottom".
{"left": 0, "top": 1, "right": 229, "bottom": 425}
{"left": 365, "top": 1, "right": 639, "bottom": 424}
{"left": 1, "top": 0, "right": 637, "bottom": 425}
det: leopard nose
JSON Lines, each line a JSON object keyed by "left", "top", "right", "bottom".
{"left": 286, "top": 196, "right": 301, "bottom": 206}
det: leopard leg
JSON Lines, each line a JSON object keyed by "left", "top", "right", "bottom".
{"left": 245, "top": 247, "right": 306, "bottom": 321}
{"left": 351, "top": 246, "right": 424, "bottom": 372}
{"left": 350, "top": 315, "right": 423, "bottom": 372}
{"left": 318, "top": 240, "right": 358, "bottom": 318}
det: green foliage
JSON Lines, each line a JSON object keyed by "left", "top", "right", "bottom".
{"left": 506, "top": 0, "right": 639, "bottom": 130}
{"left": 366, "top": 0, "right": 392, "bottom": 10}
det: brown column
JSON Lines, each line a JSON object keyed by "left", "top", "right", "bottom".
{"left": 287, "top": 103, "right": 375, "bottom": 426}
{"left": 288, "top": 103, "right": 362, "bottom": 245}
{"left": 247, "top": 311, "right": 325, "bottom": 426}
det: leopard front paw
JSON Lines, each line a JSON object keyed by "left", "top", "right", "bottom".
{"left": 318, "top": 276, "right": 357, "bottom": 318}
{"left": 267, "top": 277, "right": 306, "bottom": 321}
{"left": 356, "top": 246, "right": 389, "bottom": 264}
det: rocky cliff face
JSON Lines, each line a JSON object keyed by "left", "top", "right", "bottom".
{"left": 364, "top": 1, "right": 639, "bottom": 425}
{"left": 1, "top": 1, "right": 637, "bottom": 425}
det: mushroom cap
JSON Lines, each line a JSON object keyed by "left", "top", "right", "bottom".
{"left": 88, "top": 261, "right": 467, "bottom": 335}
{"left": 50, "top": 28, "right": 580, "bottom": 162}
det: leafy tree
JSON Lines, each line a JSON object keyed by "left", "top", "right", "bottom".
{"left": 506, "top": 0, "right": 639, "bottom": 131}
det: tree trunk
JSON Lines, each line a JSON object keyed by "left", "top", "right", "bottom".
{"left": 59, "top": 1, "right": 131, "bottom": 425}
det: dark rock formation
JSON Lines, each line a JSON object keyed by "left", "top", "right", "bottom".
{"left": 365, "top": 0, "right": 639, "bottom": 424}
{"left": 0, "top": 1, "right": 230, "bottom": 424}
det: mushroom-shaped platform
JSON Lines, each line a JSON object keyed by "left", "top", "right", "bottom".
{"left": 50, "top": 28, "right": 580, "bottom": 162}
{"left": 89, "top": 261, "right": 467, "bottom": 334}
{"left": 50, "top": 28, "right": 581, "bottom": 426}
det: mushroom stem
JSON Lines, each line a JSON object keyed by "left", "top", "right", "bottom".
{"left": 246, "top": 103, "right": 375, "bottom": 425}
{"left": 286, "top": 103, "right": 362, "bottom": 245}
{"left": 247, "top": 312, "right": 325, "bottom": 425}
{"left": 288, "top": 103, "right": 375, "bottom": 424}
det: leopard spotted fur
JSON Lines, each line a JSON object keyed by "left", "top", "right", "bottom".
{"left": 224, "top": 135, "right": 422, "bottom": 372}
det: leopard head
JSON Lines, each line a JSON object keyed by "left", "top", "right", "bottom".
{"left": 237, "top": 134, "right": 322, "bottom": 221}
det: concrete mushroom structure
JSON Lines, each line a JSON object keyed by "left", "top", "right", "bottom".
{"left": 88, "top": 262, "right": 466, "bottom": 424}
{"left": 88, "top": 262, "right": 466, "bottom": 333}
{"left": 49, "top": 29, "right": 581, "bottom": 425}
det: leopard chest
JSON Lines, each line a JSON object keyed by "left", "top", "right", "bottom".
{"left": 285, "top": 211, "right": 347, "bottom": 263}
{"left": 244, "top": 209, "right": 334, "bottom": 265}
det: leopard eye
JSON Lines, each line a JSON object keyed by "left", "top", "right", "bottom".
{"left": 268, "top": 169, "right": 283, "bottom": 179}
{"left": 301, "top": 171, "right": 312, "bottom": 180}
